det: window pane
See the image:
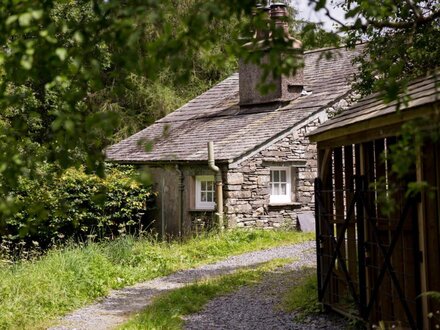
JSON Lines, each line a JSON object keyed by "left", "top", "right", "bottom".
{"left": 207, "top": 181, "right": 213, "bottom": 191}
{"left": 201, "top": 181, "right": 206, "bottom": 191}
{"left": 207, "top": 192, "right": 213, "bottom": 202}
{"left": 273, "top": 183, "right": 279, "bottom": 195}
{"left": 274, "top": 171, "right": 279, "bottom": 182}
{"left": 201, "top": 192, "right": 207, "bottom": 202}
{"left": 281, "top": 170, "right": 286, "bottom": 182}
{"left": 281, "top": 183, "right": 287, "bottom": 195}
{"left": 270, "top": 171, "right": 273, "bottom": 182}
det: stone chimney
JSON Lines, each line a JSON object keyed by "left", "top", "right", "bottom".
{"left": 239, "top": 1, "right": 304, "bottom": 107}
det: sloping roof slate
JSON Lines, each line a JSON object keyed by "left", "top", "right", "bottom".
{"left": 308, "top": 72, "right": 440, "bottom": 141}
{"left": 106, "top": 46, "right": 362, "bottom": 164}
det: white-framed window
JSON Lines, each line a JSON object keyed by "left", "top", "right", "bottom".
{"left": 195, "top": 175, "right": 215, "bottom": 210}
{"left": 269, "top": 167, "right": 291, "bottom": 204}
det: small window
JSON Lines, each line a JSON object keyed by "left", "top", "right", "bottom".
{"left": 195, "top": 175, "right": 215, "bottom": 210}
{"left": 270, "top": 167, "right": 291, "bottom": 204}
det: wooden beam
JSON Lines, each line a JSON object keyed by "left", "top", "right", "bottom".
{"left": 319, "top": 148, "right": 332, "bottom": 182}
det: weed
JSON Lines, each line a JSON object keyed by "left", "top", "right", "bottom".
{"left": 281, "top": 269, "right": 321, "bottom": 321}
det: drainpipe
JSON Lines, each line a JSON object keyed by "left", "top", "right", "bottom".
{"left": 175, "top": 165, "right": 184, "bottom": 239}
{"left": 208, "top": 141, "right": 224, "bottom": 233}
{"left": 161, "top": 177, "right": 165, "bottom": 238}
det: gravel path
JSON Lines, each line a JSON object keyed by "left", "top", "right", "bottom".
{"left": 184, "top": 242, "right": 348, "bottom": 330}
{"left": 50, "top": 241, "right": 321, "bottom": 330}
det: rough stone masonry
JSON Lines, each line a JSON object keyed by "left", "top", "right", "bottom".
{"left": 224, "top": 94, "right": 357, "bottom": 229}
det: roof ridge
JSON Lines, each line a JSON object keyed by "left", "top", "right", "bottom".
{"left": 304, "top": 42, "right": 366, "bottom": 55}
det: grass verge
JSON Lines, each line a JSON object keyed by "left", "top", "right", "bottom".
{"left": 281, "top": 268, "right": 320, "bottom": 321}
{"left": 0, "top": 229, "right": 312, "bottom": 329}
{"left": 120, "top": 258, "right": 292, "bottom": 330}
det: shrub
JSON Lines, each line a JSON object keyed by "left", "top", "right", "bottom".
{"left": 1, "top": 165, "right": 156, "bottom": 254}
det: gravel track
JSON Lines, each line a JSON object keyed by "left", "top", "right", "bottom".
{"left": 50, "top": 242, "right": 313, "bottom": 330}
{"left": 184, "top": 242, "right": 348, "bottom": 330}
{"left": 50, "top": 241, "right": 320, "bottom": 330}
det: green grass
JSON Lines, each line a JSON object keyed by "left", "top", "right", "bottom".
{"left": 120, "top": 258, "right": 292, "bottom": 330}
{"left": 281, "top": 268, "right": 320, "bottom": 321}
{"left": 0, "top": 229, "right": 312, "bottom": 329}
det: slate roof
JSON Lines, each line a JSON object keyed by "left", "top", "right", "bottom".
{"left": 106, "top": 45, "right": 363, "bottom": 164}
{"left": 308, "top": 72, "right": 440, "bottom": 141}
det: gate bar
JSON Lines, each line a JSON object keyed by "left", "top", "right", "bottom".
{"left": 315, "top": 178, "right": 323, "bottom": 302}
{"left": 356, "top": 176, "right": 368, "bottom": 320}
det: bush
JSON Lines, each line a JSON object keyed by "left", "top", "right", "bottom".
{"left": 1, "top": 165, "right": 156, "bottom": 253}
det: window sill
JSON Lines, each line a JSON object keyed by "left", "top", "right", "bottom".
{"left": 189, "top": 209, "right": 215, "bottom": 212}
{"left": 268, "top": 202, "right": 301, "bottom": 208}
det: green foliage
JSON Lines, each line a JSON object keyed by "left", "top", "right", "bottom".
{"left": 1, "top": 165, "right": 154, "bottom": 253}
{"left": 299, "top": 22, "right": 341, "bottom": 51}
{"left": 0, "top": 229, "right": 311, "bottom": 329}
{"left": 372, "top": 118, "right": 440, "bottom": 215}
{"left": 121, "top": 258, "right": 291, "bottom": 330}
{"left": 335, "top": 0, "right": 439, "bottom": 99}
{"left": 306, "top": 0, "right": 439, "bottom": 101}
{"left": 424, "top": 293, "right": 440, "bottom": 328}
{"left": 2, "top": 0, "right": 436, "bottom": 241}
{"left": 0, "top": 0, "right": 243, "bottom": 218}
{"left": 387, "top": 119, "right": 440, "bottom": 182}
{"left": 422, "top": 291, "right": 440, "bottom": 301}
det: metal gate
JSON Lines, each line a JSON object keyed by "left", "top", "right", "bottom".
{"left": 315, "top": 175, "right": 422, "bottom": 329}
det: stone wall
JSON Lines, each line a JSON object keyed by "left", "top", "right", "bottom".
{"left": 224, "top": 97, "right": 354, "bottom": 229}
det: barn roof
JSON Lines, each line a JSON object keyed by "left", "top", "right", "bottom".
{"left": 309, "top": 72, "right": 440, "bottom": 143}
{"left": 106, "top": 45, "right": 362, "bottom": 164}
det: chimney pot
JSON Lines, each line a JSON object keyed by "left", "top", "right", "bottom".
{"left": 270, "top": 2, "right": 290, "bottom": 37}
{"left": 252, "top": 4, "right": 270, "bottom": 40}
{"left": 239, "top": 1, "right": 304, "bottom": 107}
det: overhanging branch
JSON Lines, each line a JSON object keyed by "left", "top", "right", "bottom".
{"left": 308, "top": 0, "right": 440, "bottom": 31}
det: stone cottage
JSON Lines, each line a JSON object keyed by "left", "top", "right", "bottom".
{"left": 106, "top": 3, "right": 362, "bottom": 236}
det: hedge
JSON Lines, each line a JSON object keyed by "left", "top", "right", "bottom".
{"left": 1, "top": 166, "right": 156, "bottom": 253}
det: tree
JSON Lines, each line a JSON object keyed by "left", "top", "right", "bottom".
{"left": 309, "top": 0, "right": 440, "bottom": 100}
{"left": 309, "top": 0, "right": 440, "bottom": 205}
{"left": 0, "top": 1, "right": 249, "bottom": 212}
{"left": 1, "top": 0, "right": 438, "bottom": 224}
{"left": 96, "top": 1, "right": 240, "bottom": 143}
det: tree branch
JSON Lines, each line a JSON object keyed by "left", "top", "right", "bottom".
{"left": 308, "top": 0, "right": 440, "bottom": 31}
{"left": 307, "top": 0, "right": 348, "bottom": 28}
{"left": 365, "top": 9, "right": 440, "bottom": 29}
{"left": 404, "top": 0, "right": 424, "bottom": 20}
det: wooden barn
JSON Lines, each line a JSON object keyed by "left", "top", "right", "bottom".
{"left": 308, "top": 73, "right": 440, "bottom": 329}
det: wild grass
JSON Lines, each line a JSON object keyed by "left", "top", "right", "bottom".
{"left": 0, "top": 229, "right": 312, "bottom": 329}
{"left": 281, "top": 268, "right": 321, "bottom": 321}
{"left": 120, "top": 258, "right": 292, "bottom": 330}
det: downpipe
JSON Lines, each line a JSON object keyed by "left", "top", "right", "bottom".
{"left": 208, "top": 141, "right": 224, "bottom": 233}
{"left": 175, "top": 165, "right": 184, "bottom": 239}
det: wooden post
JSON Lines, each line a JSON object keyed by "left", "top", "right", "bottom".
{"left": 334, "top": 147, "right": 346, "bottom": 300}
{"left": 374, "top": 138, "right": 393, "bottom": 321}
{"left": 362, "top": 141, "right": 376, "bottom": 319}
{"left": 417, "top": 144, "right": 430, "bottom": 329}
{"left": 319, "top": 147, "right": 334, "bottom": 305}
{"left": 344, "top": 145, "right": 358, "bottom": 289}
